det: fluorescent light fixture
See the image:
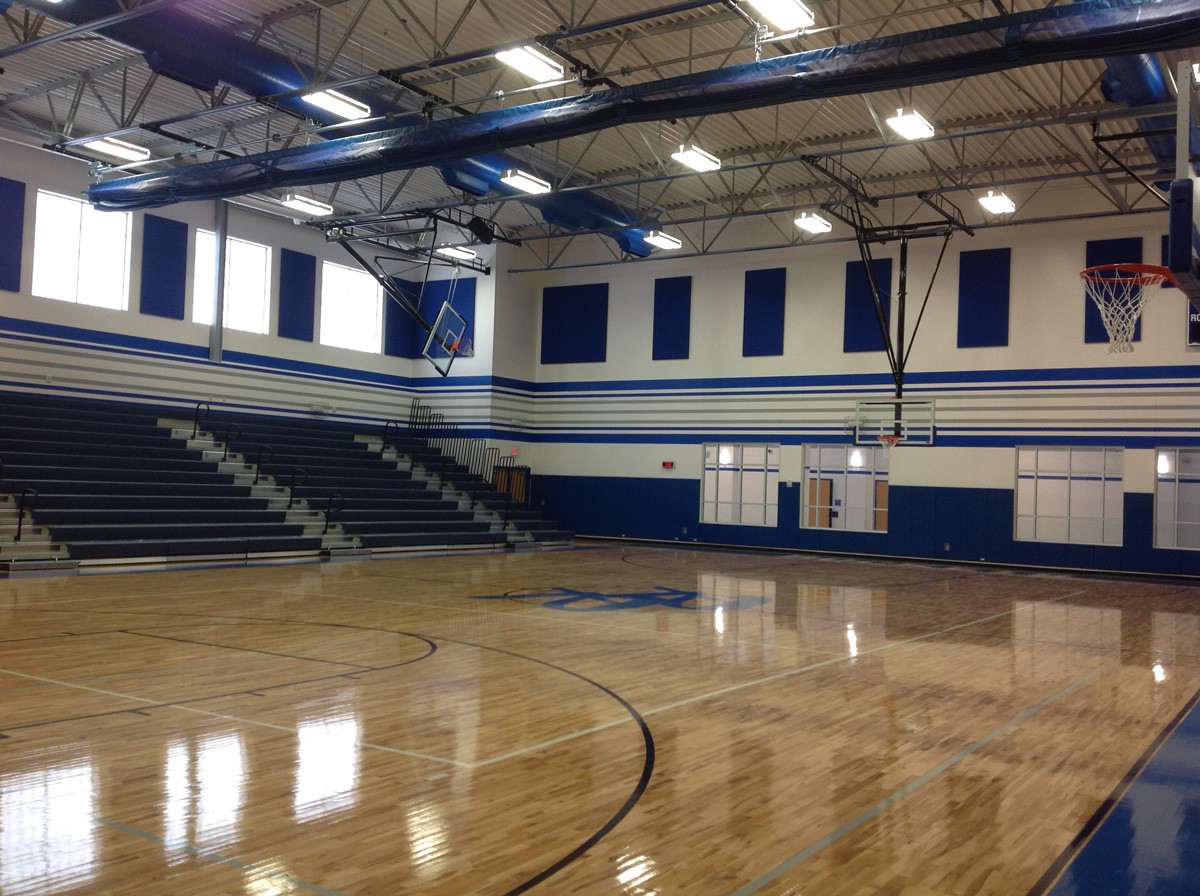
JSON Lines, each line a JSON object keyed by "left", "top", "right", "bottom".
{"left": 435, "top": 245, "right": 477, "bottom": 261}
{"left": 671, "top": 143, "right": 721, "bottom": 172}
{"left": 644, "top": 230, "right": 682, "bottom": 250}
{"left": 745, "top": 0, "right": 815, "bottom": 31}
{"left": 495, "top": 45, "right": 564, "bottom": 83}
{"left": 886, "top": 107, "right": 935, "bottom": 140}
{"left": 500, "top": 168, "right": 553, "bottom": 194}
{"left": 301, "top": 88, "right": 371, "bottom": 121}
{"left": 81, "top": 136, "right": 151, "bottom": 162}
{"left": 794, "top": 212, "right": 832, "bottom": 234}
{"left": 281, "top": 194, "right": 333, "bottom": 216}
{"left": 978, "top": 190, "right": 1016, "bottom": 214}
{"left": 1194, "top": 63, "right": 1200, "bottom": 83}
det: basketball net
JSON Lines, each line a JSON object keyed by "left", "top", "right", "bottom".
{"left": 1080, "top": 263, "right": 1174, "bottom": 353}
{"left": 876, "top": 434, "right": 900, "bottom": 449}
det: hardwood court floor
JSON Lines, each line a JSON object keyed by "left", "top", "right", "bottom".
{"left": 2, "top": 544, "right": 1199, "bottom": 896}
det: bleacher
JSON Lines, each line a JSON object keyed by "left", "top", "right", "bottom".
{"left": 0, "top": 392, "right": 570, "bottom": 571}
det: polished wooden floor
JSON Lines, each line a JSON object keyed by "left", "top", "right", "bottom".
{"left": 2, "top": 544, "right": 1199, "bottom": 896}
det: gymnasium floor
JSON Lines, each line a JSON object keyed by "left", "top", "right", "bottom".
{"left": 1, "top": 544, "right": 1198, "bottom": 895}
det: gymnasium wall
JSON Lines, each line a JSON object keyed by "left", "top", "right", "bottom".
{"left": 488, "top": 176, "right": 1200, "bottom": 576}
{"left": 0, "top": 138, "right": 496, "bottom": 429}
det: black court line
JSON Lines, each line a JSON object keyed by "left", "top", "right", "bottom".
{"left": 1025, "top": 682, "right": 1200, "bottom": 896}
{"left": 434, "top": 635, "right": 655, "bottom": 896}
{"left": 121, "top": 629, "right": 378, "bottom": 670}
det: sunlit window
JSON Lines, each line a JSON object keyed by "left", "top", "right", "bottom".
{"left": 31, "top": 190, "right": 130, "bottom": 309}
{"left": 319, "top": 261, "right": 382, "bottom": 352}
{"left": 1, "top": 759, "right": 97, "bottom": 894}
{"left": 193, "top": 229, "right": 271, "bottom": 334}
{"left": 295, "top": 713, "right": 360, "bottom": 822}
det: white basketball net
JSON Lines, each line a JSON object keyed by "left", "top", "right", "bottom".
{"left": 1080, "top": 264, "right": 1173, "bottom": 353}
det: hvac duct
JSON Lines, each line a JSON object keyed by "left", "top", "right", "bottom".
{"left": 82, "top": 0, "right": 1200, "bottom": 216}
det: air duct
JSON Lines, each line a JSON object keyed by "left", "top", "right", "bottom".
{"left": 1099, "top": 52, "right": 1200, "bottom": 177}
{"left": 81, "top": 0, "right": 1200, "bottom": 218}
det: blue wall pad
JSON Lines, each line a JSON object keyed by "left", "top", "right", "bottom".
{"left": 653, "top": 276, "right": 692, "bottom": 361}
{"left": 957, "top": 247, "right": 1011, "bottom": 348}
{"left": 542, "top": 282, "right": 608, "bottom": 364}
{"left": 1084, "top": 236, "right": 1143, "bottom": 344}
{"left": 743, "top": 268, "right": 786, "bottom": 357}
{"left": 138, "top": 214, "right": 188, "bottom": 320}
{"left": 0, "top": 177, "right": 24, "bottom": 293}
{"left": 844, "top": 258, "right": 893, "bottom": 353}
{"left": 278, "top": 249, "right": 316, "bottom": 342}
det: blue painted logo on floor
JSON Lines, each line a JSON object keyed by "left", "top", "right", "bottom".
{"left": 473, "top": 586, "right": 770, "bottom": 612}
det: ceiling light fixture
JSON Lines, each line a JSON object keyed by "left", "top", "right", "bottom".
{"left": 435, "top": 245, "right": 477, "bottom": 261}
{"left": 644, "top": 230, "right": 682, "bottom": 250}
{"left": 301, "top": 88, "right": 371, "bottom": 121}
{"left": 281, "top": 194, "right": 333, "bottom": 216}
{"left": 886, "top": 107, "right": 935, "bottom": 140}
{"left": 978, "top": 190, "right": 1016, "bottom": 214}
{"left": 500, "top": 168, "right": 553, "bottom": 194}
{"left": 744, "top": 0, "right": 816, "bottom": 31}
{"left": 495, "top": 45, "right": 564, "bottom": 83}
{"left": 794, "top": 212, "right": 833, "bottom": 234}
{"left": 671, "top": 143, "right": 721, "bottom": 172}
{"left": 81, "top": 136, "right": 151, "bottom": 162}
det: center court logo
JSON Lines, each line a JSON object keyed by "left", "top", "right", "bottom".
{"left": 472, "top": 586, "right": 770, "bottom": 612}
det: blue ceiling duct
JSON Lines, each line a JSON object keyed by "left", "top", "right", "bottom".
{"left": 81, "top": 0, "right": 1200, "bottom": 217}
{"left": 1099, "top": 52, "right": 1200, "bottom": 176}
{"left": 30, "top": 0, "right": 656, "bottom": 255}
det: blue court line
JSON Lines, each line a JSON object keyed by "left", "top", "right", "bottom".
{"left": 728, "top": 669, "right": 1100, "bottom": 896}
{"left": 97, "top": 817, "right": 347, "bottom": 896}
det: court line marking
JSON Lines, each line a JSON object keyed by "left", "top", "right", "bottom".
{"left": 97, "top": 817, "right": 347, "bottom": 896}
{"left": 0, "top": 667, "right": 472, "bottom": 768}
{"left": 727, "top": 668, "right": 1102, "bottom": 896}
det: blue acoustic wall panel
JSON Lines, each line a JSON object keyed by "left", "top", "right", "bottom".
{"left": 1084, "top": 237, "right": 1143, "bottom": 344}
{"left": 385, "top": 277, "right": 476, "bottom": 360}
{"left": 957, "top": 247, "right": 1012, "bottom": 348}
{"left": 542, "top": 282, "right": 608, "bottom": 364}
{"left": 278, "top": 249, "right": 316, "bottom": 342}
{"left": 743, "top": 268, "right": 786, "bottom": 357}
{"left": 653, "top": 276, "right": 692, "bottom": 360}
{"left": 844, "top": 258, "right": 893, "bottom": 353}
{"left": 0, "top": 177, "right": 24, "bottom": 293}
{"left": 138, "top": 214, "right": 188, "bottom": 320}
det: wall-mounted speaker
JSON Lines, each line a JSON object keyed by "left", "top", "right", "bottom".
{"left": 466, "top": 216, "right": 495, "bottom": 244}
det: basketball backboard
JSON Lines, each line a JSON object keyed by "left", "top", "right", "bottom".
{"left": 1167, "top": 177, "right": 1200, "bottom": 308}
{"left": 422, "top": 300, "right": 469, "bottom": 376}
{"left": 853, "top": 398, "right": 936, "bottom": 447}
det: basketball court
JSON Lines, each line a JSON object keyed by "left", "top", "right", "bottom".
{"left": 2, "top": 545, "right": 1198, "bottom": 895}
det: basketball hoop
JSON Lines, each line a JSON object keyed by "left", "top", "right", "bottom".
{"left": 876, "top": 434, "right": 901, "bottom": 449}
{"left": 1080, "top": 263, "right": 1175, "bottom": 353}
{"left": 453, "top": 337, "right": 474, "bottom": 358}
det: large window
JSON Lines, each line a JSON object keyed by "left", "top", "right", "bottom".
{"left": 802, "top": 445, "right": 889, "bottom": 532}
{"left": 1015, "top": 447, "right": 1123, "bottom": 546}
{"left": 193, "top": 230, "right": 271, "bottom": 334}
{"left": 701, "top": 443, "right": 779, "bottom": 527}
{"left": 1155, "top": 448, "right": 1200, "bottom": 549}
{"left": 31, "top": 190, "right": 130, "bottom": 309}
{"left": 318, "top": 261, "right": 382, "bottom": 353}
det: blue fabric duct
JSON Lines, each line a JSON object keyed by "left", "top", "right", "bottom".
{"left": 35, "top": 0, "right": 653, "bottom": 253}
{"left": 1100, "top": 53, "right": 1200, "bottom": 175}
{"left": 85, "top": 0, "right": 1200, "bottom": 214}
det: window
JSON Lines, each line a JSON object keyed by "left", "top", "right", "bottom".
{"left": 802, "top": 445, "right": 889, "bottom": 532}
{"left": 1015, "top": 447, "right": 1123, "bottom": 546}
{"left": 701, "top": 443, "right": 779, "bottom": 527}
{"left": 193, "top": 230, "right": 271, "bottom": 334}
{"left": 318, "top": 261, "right": 382, "bottom": 353}
{"left": 1155, "top": 448, "right": 1200, "bottom": 549}
{"left": 31, "top": 190, "right": 130, "bottom": 309}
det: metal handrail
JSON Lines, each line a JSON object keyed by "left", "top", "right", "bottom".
{"left": 252, "top": 445, "right": 275, "bottom": 485}
{"left": 383, "top": 420, "right": 399, "bottom": 452}
{"left": 323, "top": 494, "right": 344, "bottom": 534}
{"left": 287, "top": 468, "right": 308, "bottom": 509}
{"left": 16, "top": 486, "right": 37, "bottom": 542}
{"left": 192, "top": 401, "right": 210, "bottom": 439}
{"left": 221, "top": 423, "right": 241, "bottom": 461}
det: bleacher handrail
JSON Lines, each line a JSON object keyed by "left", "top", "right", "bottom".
{"left": 192, "top": 402, "right": 210, "bottom": 439}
